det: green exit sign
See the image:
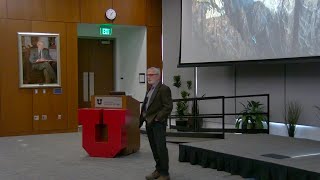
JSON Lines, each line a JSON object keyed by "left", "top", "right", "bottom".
{"left": 100, "top": 27, "right": 112, "bottom": 36}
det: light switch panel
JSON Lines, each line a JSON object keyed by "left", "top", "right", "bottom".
{"left": 41, "top": 115, "right": 47, "bottom": 120}
{"left": 34, "top": 115, "right": 39, "bottom": 121}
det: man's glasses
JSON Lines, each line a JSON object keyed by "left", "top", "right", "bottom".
{"left": 146, "top": 74, "right": 159, "bottom": 77}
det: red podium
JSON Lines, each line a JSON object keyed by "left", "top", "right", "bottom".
{"left": 78, "top": 95, "right": 140, "bottom": 157}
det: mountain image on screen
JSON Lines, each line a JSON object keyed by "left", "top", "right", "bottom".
{"left": 184, "top": 0, "right": 320, "bottom": 63}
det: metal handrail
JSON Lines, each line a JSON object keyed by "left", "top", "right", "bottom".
{"left": 168, "top": 94, "right": 270, "bottom": 136}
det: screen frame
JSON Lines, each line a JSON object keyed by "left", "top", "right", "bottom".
{"left": 178, "top": 0, "right": 320, "bottom": 68}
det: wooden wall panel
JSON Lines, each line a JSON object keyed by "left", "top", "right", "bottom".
{"left": 66, "top": 23, "right": 78, "bottom": 130}
{"left": 1, "top": 0, "right": 162, "bottom": 136}
{"left": 147, "top": 26, "right": 162, "bottom": 69}
{"left": 7, "top": 0, "right": 45, "bottom": 21}
{"left": 32, "top": 89, "right": 48, "bottom": 131}
{"left": 31, "top": 21, "right": 68, "bottom": 131}
{"left": 33, "top": 89, "right": 68, "bottom": 131}
{"left": 80, "top": 0, "right": 112, "bottom": 24}
{"left": 0, "top": 0, "right": 7, "bottom": 18}
{"left": 0, "top": 19, "right": 5, "bottom": 133}
{"left": 113, "top": 0, "right": 146, "bottom": 26}
{"left": 146, "top": 0, "right": 162, "bottom": 26}
{"left": 0, "top": 19, "right": 34, "bottom": 135}
{"left": 45, "top": 0, "right": 80, "bottom": 22}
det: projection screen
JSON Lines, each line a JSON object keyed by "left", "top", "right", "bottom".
{"left": 180, "top": 0, "right": 320, "bottom": 66}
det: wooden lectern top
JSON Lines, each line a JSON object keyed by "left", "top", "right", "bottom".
{"left": 91, "top": 95, "right": 140, "bottom": 116}
{"left": 91, "top": 95, "right": 136, "bottom": 108}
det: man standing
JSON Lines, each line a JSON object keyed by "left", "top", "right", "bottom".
{"left": 29, "top": 40, "right": 56, "bottom": 83}
{"left": 140, "top": 67, "right": 173, "bottom": 180}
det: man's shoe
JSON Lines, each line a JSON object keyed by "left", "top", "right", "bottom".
{"left": 145, "top": 170, "right": 160, "bottom": 180}
{"left": 158, "top": 175, "right": 170, "bottom": 180}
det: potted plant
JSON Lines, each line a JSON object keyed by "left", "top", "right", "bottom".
{"left": 189, "top": 94, "right": 205, "bottom": 131}
{"left": 173, "top": 75, "right": 192, "bottom": 131}
{"left": 284, "top": 101, "right": 302, "bottom": 137}
{"left": 236, "top": 100, "right": 267, "bottom": 130}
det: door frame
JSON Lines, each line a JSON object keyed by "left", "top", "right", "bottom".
{"left": 77, "top": 37, "right": 117, "bottom": 108}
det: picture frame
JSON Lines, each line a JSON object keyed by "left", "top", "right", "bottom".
{"left": 18, "top": 32, "right": 61, "bottom": 88}
{"left": 139, "top": 73, "right": 145, "bottom": 83}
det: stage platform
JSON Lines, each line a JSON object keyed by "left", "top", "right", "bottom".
{"left": 179, "top": 134, "right": 320, "bottom": 180}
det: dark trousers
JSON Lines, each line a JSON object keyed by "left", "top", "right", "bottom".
{"left": 32, "top": 62, "right": 57, "bottom": 83}
{"left": 32, "top": 62, "right": 56, "bottom": 83}
{"left": 146, "top": 122, "right": 169, "bottom": 176}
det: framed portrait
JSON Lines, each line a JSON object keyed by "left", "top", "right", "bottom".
{"left": 18, "top": 32, "right": 61, "bottom": 88}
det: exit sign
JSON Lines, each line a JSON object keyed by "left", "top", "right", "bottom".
{"left": 100, "top": 27, "right": 112, "bottom": 36}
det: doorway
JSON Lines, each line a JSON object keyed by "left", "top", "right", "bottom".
{"left": 78, "top": 38, "right": 114, "bottom": 108}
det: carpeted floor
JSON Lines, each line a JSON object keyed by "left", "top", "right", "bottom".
{"left": 0, "top": 132, "right": 243, "bottom": 180}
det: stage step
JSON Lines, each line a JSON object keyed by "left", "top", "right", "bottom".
{"left": 140, "top": 128, "right": 224, "bottom": 139}
{"left": 165, "top": 136, "right": 219, "bottom": 144}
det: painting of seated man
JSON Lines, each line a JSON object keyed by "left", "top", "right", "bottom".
{"left": 18, "top": 33, "right": 60, "bottom": 88}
